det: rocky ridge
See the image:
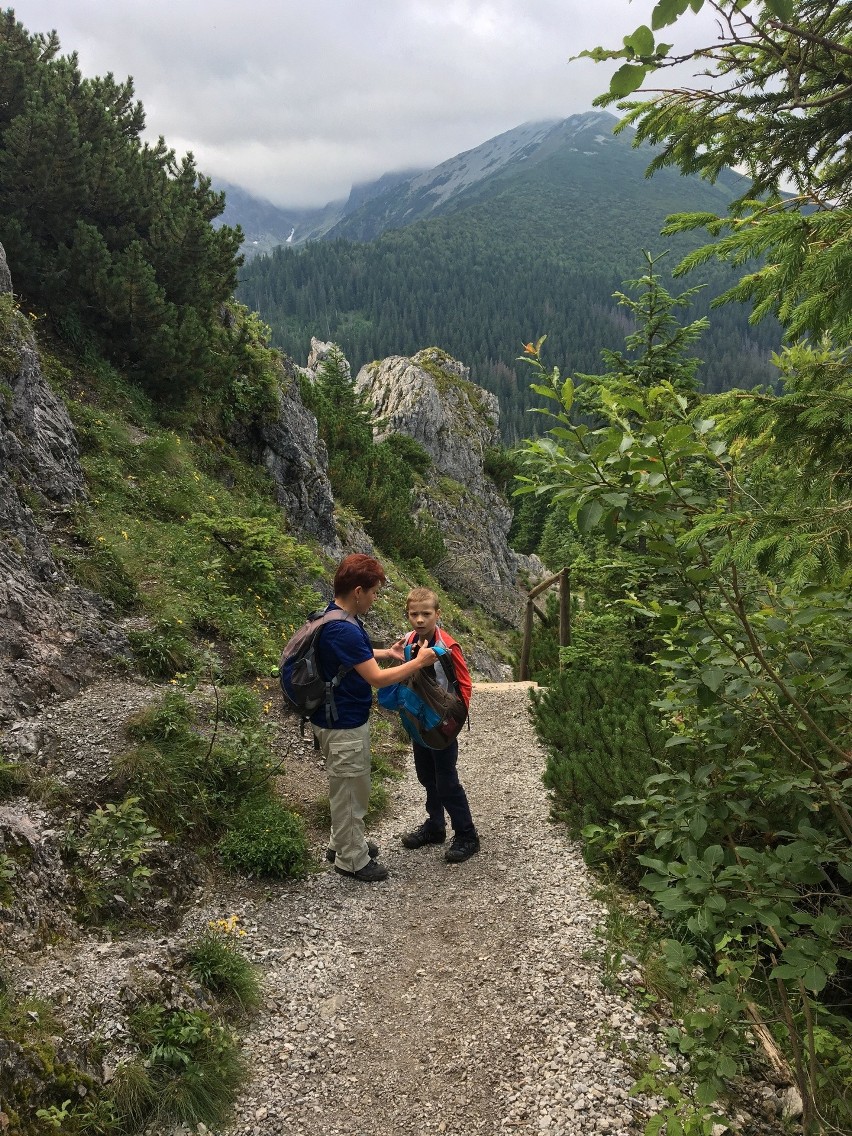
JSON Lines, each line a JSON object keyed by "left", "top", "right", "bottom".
{"left": 356, "top": 346, "right": 542, "bottom": 623}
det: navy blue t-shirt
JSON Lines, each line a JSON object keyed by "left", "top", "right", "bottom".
{"left": 309, "top": 603, "right": 374, "bottom": 729}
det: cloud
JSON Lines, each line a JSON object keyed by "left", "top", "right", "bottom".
{"left": 10, "top": 0, "right": 715, "bottom": 207}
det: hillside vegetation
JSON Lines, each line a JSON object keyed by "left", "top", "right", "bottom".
{"left": 518, "top": 4, "right": 852, "bottom": 1133}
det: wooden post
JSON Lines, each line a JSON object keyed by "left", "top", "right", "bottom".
{"left": 559, "top": 568, "right": 571, "bottom": 648}
{"left": 520, "top": 569, "right": 565, "bottom": 678}
{"left": 519, "top": 598, "right": 534, "bottom": 680}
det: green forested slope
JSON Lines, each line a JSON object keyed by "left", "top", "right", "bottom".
{"left": 238, "top": 129, "right": 781, "bottom": 440}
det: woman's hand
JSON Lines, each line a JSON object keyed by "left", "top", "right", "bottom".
{"left": 385, "top": 637, "right": 406, "bottom": 662}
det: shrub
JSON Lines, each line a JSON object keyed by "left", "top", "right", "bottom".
{"left": 218, "top": 684, "right": 262, "bottom": 725}
{"left": 125, "top": 690, "right": 193, "bottom": 742}
{"left": 70, "top": 796, "right": 161, "bottom": 915}
{"left": 532, "top": 659, "right": 694, "bottom": 833}
{"left": 57, "top": 540, "right": 139, "bottom": 611}
{"left": 218, "top": 798, "right": 310, "bottom": 878}
{"left": 127, "top": 622, "right": 195, "bottom": 678}
{"left": 186, "top": 922, "right": 261, "bottom": 1011}
{"left": 125, "top": 1004, "right": 244, "bottom": 1130}
{"left": 119, "top": 690, "right": 281, "bottom": 842}
{"left": 382, "top": 431, "right": 433, "bottom": 476}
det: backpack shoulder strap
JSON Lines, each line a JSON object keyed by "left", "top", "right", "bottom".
{"left": 314, "top": 607, "right": 359, "bottom": 725}
{"left": 317, "top": 607, "right": 357, "bottom": 628}
{"left": 432, "top": 630, "right": 458, "bottom": 688}
{"left": 433, "top": 630, "right": 470, "bottom": 730}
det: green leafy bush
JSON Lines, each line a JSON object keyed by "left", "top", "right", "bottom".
{"left": 217, "top": 798, "right": 310, "bottom": 878}
{"left": 57, "top": 538, "right": 139, "bottom": 611}
{"left": 518, "top": 247, "right": 852, "bottom": 1126}
{"left": 127, "top": 622, "right": 196, "bottom": 679}
{"left": 218, "top": 684, "right": 262, "bottom": 725}
{"left": 120, "top": 691, "right": 280, "bottom": 841}
{"left": 70, "top": 796, "right": 161, "bottom": 916}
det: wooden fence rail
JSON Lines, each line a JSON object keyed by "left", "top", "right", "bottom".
{"left": 519, "top": 568, "right": 571, "bottom": 680}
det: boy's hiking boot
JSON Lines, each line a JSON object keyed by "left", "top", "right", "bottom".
{"left": 445, "top": 833, "right": 480, "bottom": 863}
{"left": 334, "top": 858, "right": 389, "bottom": 882}
{"left": 326, "top": 840, "right": 379, "bottom": 864}
{"left": 401, "top": 823, "right": 446, "bottom": 849}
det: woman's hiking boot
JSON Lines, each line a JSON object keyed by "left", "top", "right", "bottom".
{"left": 445, "top": 833, "right": 480, "bottom": 863}
{"left": 326, "top": 840, "right": 379, "bottom": 864}
{"left": 401, "top": 823, "right": 446, "bottom": 849}
{"left": 333, "top": 858, "right": 389, "bottom": 882}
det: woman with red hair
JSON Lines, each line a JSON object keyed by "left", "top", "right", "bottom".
{"left": 311, "top": 554, "right": 437, "bottom": 882}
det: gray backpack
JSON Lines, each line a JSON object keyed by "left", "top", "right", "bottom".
{"left": 278, "top": 608, "right": 357, "bottom": 726}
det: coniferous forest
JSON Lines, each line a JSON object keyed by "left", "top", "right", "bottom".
{"left": 237, "top": 127, "right": 782, "bottom": 441}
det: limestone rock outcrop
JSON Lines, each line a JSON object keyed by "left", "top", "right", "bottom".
{"left": 259, "top": 354, "right": 338, "bottom": 551}
{"left": 231, "top": 338, "right": 364, "bottom": 556}
{"left": 356, "top": 347, "right": 542, "bottom": 624}
{"left": 0, "top": 245, "right": 126, "bottom": 723}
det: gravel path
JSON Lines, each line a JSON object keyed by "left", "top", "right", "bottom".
{"left": 209, "top": 682, "right": 666, "bottom": 1136}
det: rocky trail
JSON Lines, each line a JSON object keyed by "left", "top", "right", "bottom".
{"left": 3, "top": 679, "right": 788, "bottom": 1136}
{"left": 202, "top": 683, "right": 668, "bottom": 1136}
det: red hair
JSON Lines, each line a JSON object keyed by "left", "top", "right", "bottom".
{"left": 333, "top": 554, "right": 387, "bottom": 596}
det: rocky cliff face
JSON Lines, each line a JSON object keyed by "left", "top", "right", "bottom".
{"left": 355, "top": 347, "right": 541, "bottom": 624}
{"left": 230, "top": 349, "right": 339, "bottom": 553}
{"left": 0, "top": 245, "right": 126, "bottom": 723}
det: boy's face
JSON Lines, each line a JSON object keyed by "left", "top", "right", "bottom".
{"left": 406, "top": 600, "right": 439, "bottom": 640}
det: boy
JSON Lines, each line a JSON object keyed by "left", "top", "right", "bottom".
{"left": 400, "top": 587, "right": 479, "bottom": 863}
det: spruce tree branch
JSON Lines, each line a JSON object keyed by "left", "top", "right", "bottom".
{"left": 683, "top": 553, "right": 852, "bottom": 832}
{"left": 770, "top": 20, "right": 852, "bottom": 61}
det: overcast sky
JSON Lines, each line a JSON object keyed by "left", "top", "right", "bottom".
{"left": 10, "top": 0, "right": 714, "bottom": 208}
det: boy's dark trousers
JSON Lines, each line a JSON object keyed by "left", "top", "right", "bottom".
{"left": 412, "top": 739, "right": 477, "bottom": 837}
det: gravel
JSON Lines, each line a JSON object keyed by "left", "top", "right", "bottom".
{"left": 190, "top": 683, "right": 669, "bottom": 1136}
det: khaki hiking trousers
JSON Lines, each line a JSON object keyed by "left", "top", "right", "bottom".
{"left": 312, "top": 721, "right": 372, "bottom": 874}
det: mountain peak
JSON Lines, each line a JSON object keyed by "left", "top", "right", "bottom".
{"left": 221, "top": 111, "right": 623, "bottom": 252}
{"left": 325, "top": 111, "right": 622, "bottom": 240}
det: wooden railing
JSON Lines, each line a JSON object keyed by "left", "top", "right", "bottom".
{"left": 518, "top": 568, "right": 571, "bottom": 681}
